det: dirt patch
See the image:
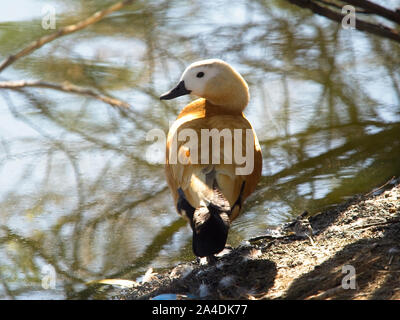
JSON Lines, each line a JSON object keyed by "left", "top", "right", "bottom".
{"left": 116, "top": 177, "right": 400, "bottom": 300}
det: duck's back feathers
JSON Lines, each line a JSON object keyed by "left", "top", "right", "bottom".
{"left": 165, "top": 98, "right": 262, "bottom": 223}
{"left": 163, "top": 59, "right": 262, "bottom": 257}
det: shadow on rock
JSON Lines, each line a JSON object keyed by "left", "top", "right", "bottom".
{"left": 284, "top": 221, "right": 400, "bottom": 300}
{"left": 134, "top": 246, "right": 277, "bottom": 300}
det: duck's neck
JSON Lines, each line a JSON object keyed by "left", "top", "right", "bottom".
{"left": 203, "top": 73, "right": 249, "bottom": 113}
{"left": 204, "top": 99, "right": 245, "bottom": 116}
{"left": 204, "top": 88, "right": 249, "bottom": 114}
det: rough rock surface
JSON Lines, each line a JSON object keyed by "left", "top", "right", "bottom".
{"left": 116, "top": 178, "right": 400, "bottom": 300}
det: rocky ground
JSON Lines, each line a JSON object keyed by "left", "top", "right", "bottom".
{"left": 115, "top": 177, "right": 400, "bottom": 300}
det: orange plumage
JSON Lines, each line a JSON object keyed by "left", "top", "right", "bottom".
{"left": 161, "top": 59, "right": 262, "bottom": 259}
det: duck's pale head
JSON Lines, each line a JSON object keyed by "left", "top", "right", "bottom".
{"left": 160, "top": 59, "right": 249, "bottom": 111}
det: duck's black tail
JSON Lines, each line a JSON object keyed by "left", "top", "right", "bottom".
{"left": 191, "top": 188, "right": 231, "bottom": 257}
{"left": 177, "top": 186, "right": 231, "bottom": 257}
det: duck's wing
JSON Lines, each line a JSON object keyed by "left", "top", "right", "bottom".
{"left": 165, "top": 111, "right": 262, "bottom": 222}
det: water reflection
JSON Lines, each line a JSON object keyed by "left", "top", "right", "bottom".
{"left": 0, "top": 0, "right": 399, "bottom": 299}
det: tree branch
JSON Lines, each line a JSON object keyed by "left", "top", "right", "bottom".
{"left": 0, "top": 80, "right": 130, "bottom": 108}
{"left": 345, "top": 0, "right": 400, "bottom": 24}
{"left": 287, "top": 0, "right": 400, "bottom": 44}
{"left": 0, "top": 0, "right": 134, "bottom": 74}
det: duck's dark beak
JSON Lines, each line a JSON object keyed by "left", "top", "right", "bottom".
{"left": 160, "top": 80, "right": 191, "bottom": 100}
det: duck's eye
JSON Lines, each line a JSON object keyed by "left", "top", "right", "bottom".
{"left": 196, "top": 72, "right": 204, "bottom": 78}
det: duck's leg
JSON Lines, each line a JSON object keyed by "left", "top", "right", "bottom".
{"left": 206, "top": 255, "right": 217, "bottom": 265}
{"left": 198, "top": 255, "right": 217, "bottom": 265}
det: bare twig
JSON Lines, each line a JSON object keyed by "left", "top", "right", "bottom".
{"left": 352, "top": 218, "right": 400, "bottom": 230}
{"left": 365, "top": 176, "right": 397, "bottom": 197}
{"left": 287, "top": 0, "right": 400, "bottom": 44}
{"left": 0, "top": 0, "right": 134, "bottom": 74}
{"left": 0, "top": 80, "right": 130, "bottom": 108}
{"left": 345, "top": 0, "right": 400, "bottom": 24}
{"left": 306, "top": 285, "right": 343, "bottom": 299}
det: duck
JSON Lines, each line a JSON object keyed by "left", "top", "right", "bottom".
{"left": 160, "top": 59, "right": 262, "bottom": 262}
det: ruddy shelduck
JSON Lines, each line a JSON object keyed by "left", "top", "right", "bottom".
{"left": 160, "top": 59, "right": 262, "bottom": 261}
